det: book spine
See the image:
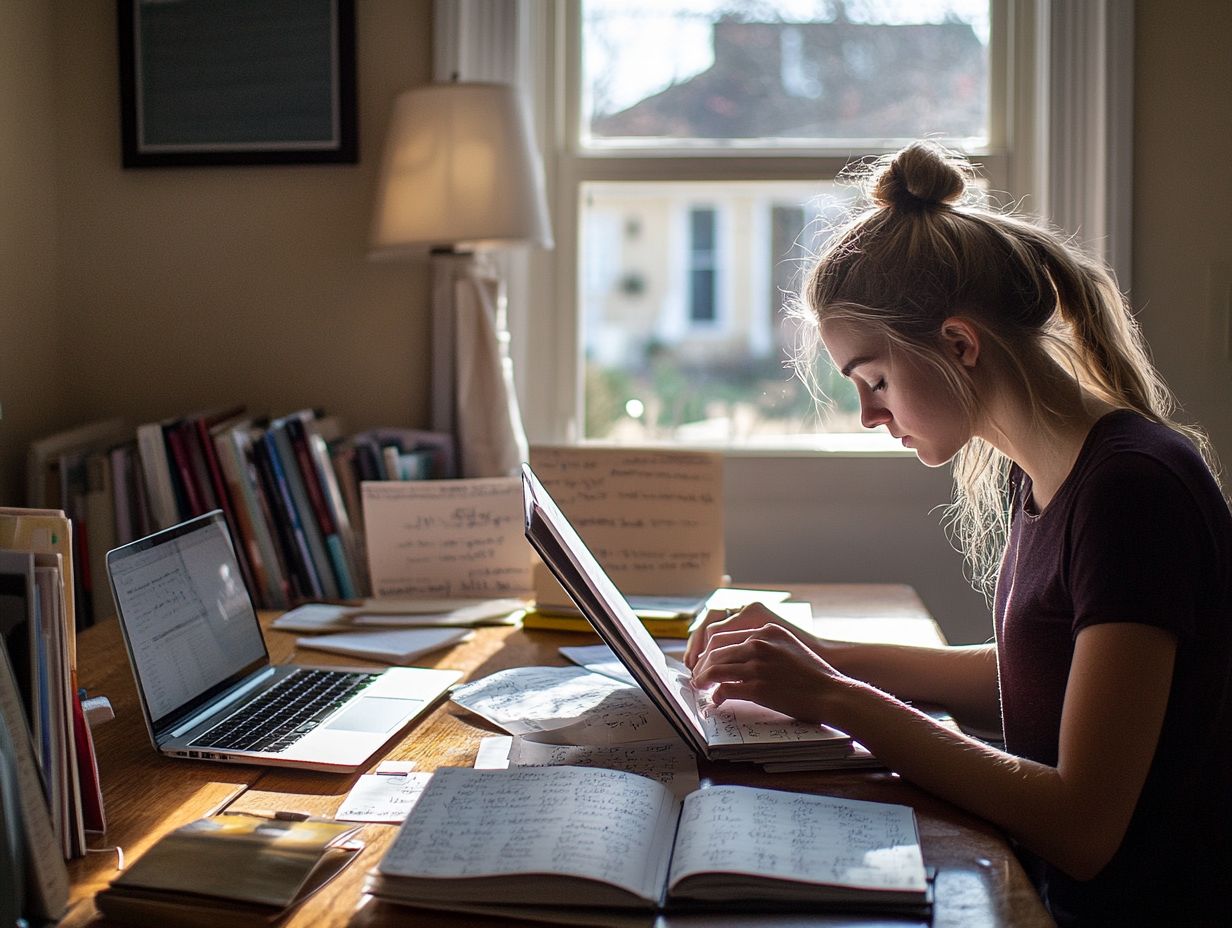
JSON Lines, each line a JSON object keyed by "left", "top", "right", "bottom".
{"left": 193, "top": 417, "right": 258, "bottom": 603}
{"left": 135, "top": 423, "right": 178, "bottom": 530}
{"left": 212, "top": 429, "right": 275, "bottom": 610}
{"left": 83, "top": 454, "right": 117, "bottom": 623}
{"left": 108, "top": 445, "right": 133, "bottom": 546}
{"left": 315, "top": 435, "right": 368, "bottom": 597}
{"left": 228, "top": 431, "right": 291, "bottom": 609}
{"left": 160, "top": 423, "right": 197, "bottom": 518}
{"left": 286, "top": 418, "right": 353, "bottom": 599}
{"left": 255, "top": 433, "right": 323, "bottom": 600}
{"left": 269, "top": 422, "right": 338, "bottom": 600}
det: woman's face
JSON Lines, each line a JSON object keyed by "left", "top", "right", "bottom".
{"left": 820, "top": 318, "right": 973, "bottom": 467}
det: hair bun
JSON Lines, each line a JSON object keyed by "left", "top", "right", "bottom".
{"left": 870, "top": 141, "right": 967, "bottom": 211}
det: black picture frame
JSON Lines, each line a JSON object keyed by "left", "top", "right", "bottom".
{"left": 117, "top": 0, "right": 357, "bottom": 168}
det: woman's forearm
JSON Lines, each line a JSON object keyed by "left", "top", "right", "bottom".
{"left": 819, "top": 640, "right": 1002, "bottom": 733}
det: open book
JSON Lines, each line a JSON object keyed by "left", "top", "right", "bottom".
{"left": 367, "top": 766, "right": 929, "bottom": 924}
{"left": 521, "top": 464, "right": 852, "bottom": 764}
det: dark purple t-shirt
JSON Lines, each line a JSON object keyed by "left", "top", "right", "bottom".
{"left": 994, "top": 410, "right": 1232, "bottom": 926}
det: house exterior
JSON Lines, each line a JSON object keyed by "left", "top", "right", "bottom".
{"left": 581, "top": 16, "right": 986, "bottom": 379}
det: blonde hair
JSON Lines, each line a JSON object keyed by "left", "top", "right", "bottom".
{"left": 800, "top": 141, "right": 1216, "bottom": 596}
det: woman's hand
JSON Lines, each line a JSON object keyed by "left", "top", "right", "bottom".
{"left": 689, "top": 620, "right": 863, "bottom": 726}
{"left": 684, "top": 602, "right": 820, "bottom": 669}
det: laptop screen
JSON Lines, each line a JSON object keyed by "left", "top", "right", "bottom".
{"left": 107, "top": 511, "right": 269, "bottom": 734}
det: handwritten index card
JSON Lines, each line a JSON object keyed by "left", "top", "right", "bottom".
{"left": 362, "top": 478, "right": 532, "bottom": 600}
{"left": 530, "top": 447, "right": 724, "bottom": 603}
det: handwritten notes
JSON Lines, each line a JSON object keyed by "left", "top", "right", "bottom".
{"left": 668, "top": 786, "right": 927, "bottom": 895}
{"left": 378, "top": 766, "right": 678, "bottom": 903}
{"left": 361, "top": 478, "right": 532, "bottom": 599}
{"left": 335, "top": 761, "right": 432, "bottom": 823}
{"left": 373, "top": 766, "right": 928, "bottom": 913}
{"left": 477, "top": 734, "right": 699, "bottom": 798}
{"left": 530, "top": 447, "right": 723, "bottom": 603}
{"left": 450, "top": 666, "right": 676, "bottom": 744}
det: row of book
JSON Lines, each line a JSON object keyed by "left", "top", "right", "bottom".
{"left": 0, "top": 508, "right": 100, "bottom": 927}
{"left": 26, "top": 411, "right": 457, "bottom": 622}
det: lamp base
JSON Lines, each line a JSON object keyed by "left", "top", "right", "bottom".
{"left": 430, "top": 251, "right": 528, "bottom": 478}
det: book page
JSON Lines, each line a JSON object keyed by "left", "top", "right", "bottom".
{"left": 668, "top": 786, "right": 927, "bottom": 893}
{"left": 510, "top": 737, "right": 699, "bottom": 799}
{"left": 362, "top": 478, "right": 532, "bottom": 599}
{"left": 379, "top": 766, "right": 678, "bottom": 902}
{"left": 530, "top": 447, "right": 723, "bottom": 602}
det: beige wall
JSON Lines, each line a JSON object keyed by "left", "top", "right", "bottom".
{"left": 0, "top": 0, "right": 435, "bottom": 505}
{"left": 1133, "top": 0, "right": 1232, "bottom": 469}
{"left": 0, "top": 1, "right": 67, "bottom": 503}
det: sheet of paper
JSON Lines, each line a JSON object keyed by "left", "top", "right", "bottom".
{"left": 474, "top": 734, "right": 697, "bottom": 797}
{"left": 362, "top": 478, "right": 532, "bottom": 599}
{"left": 351, "top": 598, "right": 525, "bottom": 628}
{"left": 530, "top": 447, "right": 724, "bottom": 602}
{"left": 271, "top": 603, "right": 355, "bottom": 632}
{"left": 519, "top": 737, "right": 698, "bottom": 798}
{"left": 451, "top": 665, "right": 677, "bottom": 744}
{"left": 560, "top": 640, "right": 686, "bottom": 687}
{"left": 335, "top": 761, "right": 433, "bottom": 823}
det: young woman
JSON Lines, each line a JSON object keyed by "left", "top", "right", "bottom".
{"left": 684, "top": 142, "right": 1232, "bottom": 926}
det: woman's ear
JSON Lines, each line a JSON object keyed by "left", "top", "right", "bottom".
{"left": 940, "top": 317, "right": 981, "bottom": 369}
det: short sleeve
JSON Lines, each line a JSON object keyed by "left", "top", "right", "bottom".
{"left": 1068, "top": 452, "right": 1205, "bottom": 638}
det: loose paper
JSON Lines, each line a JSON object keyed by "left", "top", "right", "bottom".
{"left": 451, "top": 665, "right": 676, "bottom": 744}
{"left": 335, "top": 761, "right": 432, "bottom": 823}
{"left": 362, "top": 478, "right": 532, "bottom": 599}
{"left": 476, "top": 734, "right": 699, "bottom": 798}
{"left": 530, "top": 447, "right": 723, "bottom": 603}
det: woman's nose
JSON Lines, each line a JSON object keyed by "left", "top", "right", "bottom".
{"left": 860, "top": 398, "right": 891, "bottom": 430}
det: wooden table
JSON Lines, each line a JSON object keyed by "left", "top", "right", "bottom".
{"left": 63, "top": 585, "right": 1053, "bottom": 927}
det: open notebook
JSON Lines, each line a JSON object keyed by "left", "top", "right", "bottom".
{"left": 521, "top": 465, "right": 852, "bottom": 764}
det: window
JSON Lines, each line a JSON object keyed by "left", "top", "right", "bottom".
{"left": 688, "top": 207, "right": 718, "bottom": 325}
{"left": 530, "top": 0, "right": 1006, "bottom": 445}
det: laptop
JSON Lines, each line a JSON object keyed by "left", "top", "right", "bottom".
{"left": 106, "top": 510, "right": 461, "bottom": 772}
{"left": 521, "top": 464, "right": 854, "bottom": 765}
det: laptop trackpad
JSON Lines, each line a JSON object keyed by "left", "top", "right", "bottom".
{"left": 325, "top": 697, "right": 421, "bottom": 733}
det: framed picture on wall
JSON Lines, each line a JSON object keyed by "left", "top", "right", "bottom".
{"left": 117, "top": 0, "right": 357, "bottom": 167}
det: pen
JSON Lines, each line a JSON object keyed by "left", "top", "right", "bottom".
{"left": 228, "top": 809, "right": 314, "bottom": 821}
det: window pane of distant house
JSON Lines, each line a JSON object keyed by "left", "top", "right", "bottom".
{"left": 688, "top": 207, "right": 718, "bottom": 323}
{"left": 582, "top": 0, "right": 990, "bottom": 147}
{"left": 581, "top": 181, "right": 868, "bottom": 442}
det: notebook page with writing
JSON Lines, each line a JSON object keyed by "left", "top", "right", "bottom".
{"left": 378, "top": 766, "right": 678, "bottom": 906}
{"left": 667, "top": 786, "right": 928, "bottom": 902}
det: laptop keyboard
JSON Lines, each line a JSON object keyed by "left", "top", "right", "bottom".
{"left": 190, "top": 668, "right": 380, "bottom": 754}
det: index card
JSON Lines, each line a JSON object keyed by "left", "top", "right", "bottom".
{"left": 362, "top": 478, "right": 532, "bottom": 599}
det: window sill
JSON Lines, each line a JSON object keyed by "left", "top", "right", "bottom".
{"left": 574, "top": 432, "right": 914, "bottom": 458}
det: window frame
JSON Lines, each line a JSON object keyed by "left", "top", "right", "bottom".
{"left": 506, "top": 0, "right": 1130, "bottom": 447}
{"left": 527, "top": 0, "right": 1011, "bottom": 446}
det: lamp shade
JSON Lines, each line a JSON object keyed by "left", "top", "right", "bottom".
{"left": 370, "top": 82, "right": 553, "bottom": 255}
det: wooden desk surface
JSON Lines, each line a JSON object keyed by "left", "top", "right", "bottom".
{"left": 64, "top": 585, "right": 1053, "bottom": 928}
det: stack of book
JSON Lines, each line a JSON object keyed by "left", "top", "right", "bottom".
{"left": 27, "top": 413, "right": 456, "bottom": 617}
{"left": 0, "top": 507, "right": 104, "bottom": 882}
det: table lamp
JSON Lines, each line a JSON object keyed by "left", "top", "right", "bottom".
{"left": 370, "top": 80, "right": 552, "bottom": 478}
